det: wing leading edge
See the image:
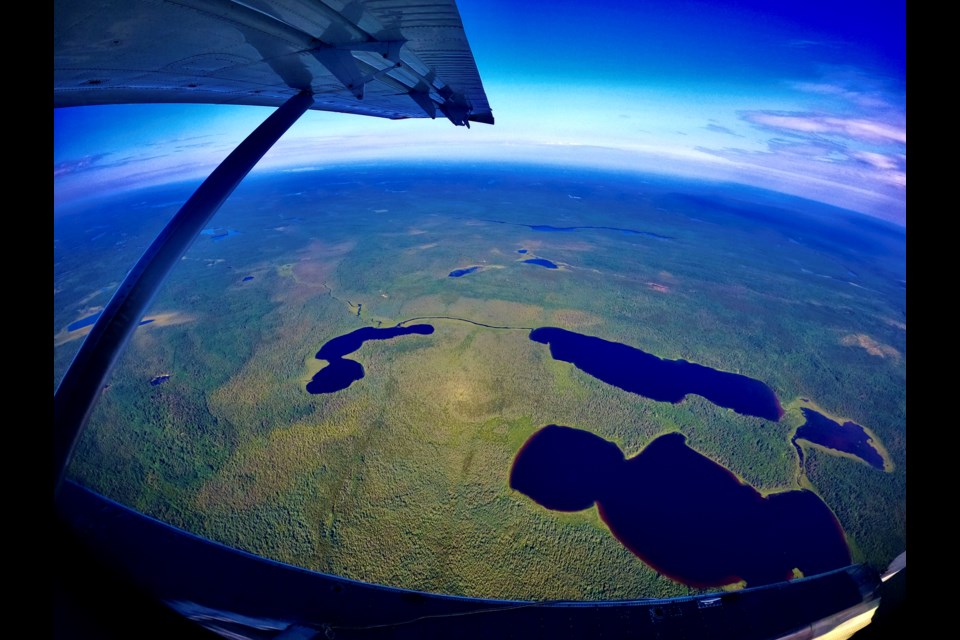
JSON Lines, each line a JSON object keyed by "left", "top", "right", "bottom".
{"left": 53, "top": 0, "right": 494, "bottom": 126}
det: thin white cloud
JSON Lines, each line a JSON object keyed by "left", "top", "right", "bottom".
{"left": 743, "top": 112, "right": 905, "bottom": 144}
{"left": 851, "top": 150, "right": 900, "bottom": 170}
{"left": 704, "top": 123, "right": 742, "bottom": 137}
{"left": 54, "top": 153, "right": 110, "bottom": 178}
{"left": 792, "top": 82, "right": 849, "bottom": 96}
{"left": 790, "top": 81, "right": 893, "bottom": 111}
{"left": 787, "top": 40, "right": 840, "bottom": 49}
{"left": 697, "top": 143, "right": 905, "bottom": 224}
{"left": 878, "top": 171, "right": 906, "bottom": 188}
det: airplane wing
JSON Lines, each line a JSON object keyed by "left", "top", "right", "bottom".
{"left": 54, "top": 5, "right": 898, "bottom": 639}
{"left": 54, "top": 0, "right": 494, "bottom": 494}
{"left": 54, "top": 0, "right": 494, "bottom": 126}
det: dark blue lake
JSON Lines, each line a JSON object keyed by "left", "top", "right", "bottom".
{"left": 67, "top": 311, "right": 104, "bottom": 332}
{"left": 68, "top": 311, "right": 154, "bottom": 332}
{"left": 523, "top": 258, "right": 558, "bottom": 269}
{"left": 527, "top": 224, "right": 671, "bottom": 239}
{"left": 449, "top": 266, "right": 481, "bottom": 278}
{"left": 794, "top": 408, "right": 885, "bottom": 470}
{"left": 484, "top": 219, "right": 674, "bottom": 239}
{"left": 511, "top": 425, "right": 850, "bottom": 588}
{"left": 242, "top": 276, "right": 254, "bottom": 282}
{"left": 517, "top": 249, "right": 528, "bottom": 254}
{"left": 530, "top": 225, "right": 575, "bottom": 233}
{"left": 530, "top": 327, "right": 783, "bottom": 421}
{"left": 307, "top": 324, "right": 434, "bottom": 394}
{"left": 201, "top": 227, "right": 240, "bottom": 241}
{"left": 150, "top": 374, "right": 171, "bottom": 386}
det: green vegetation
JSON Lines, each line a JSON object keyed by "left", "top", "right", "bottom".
{"left": 55, "top": 164, "right": 906, "bottom": 600}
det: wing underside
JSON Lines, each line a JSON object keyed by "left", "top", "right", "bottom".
{"left": 54, "top": 0, "right": 494, "bottom": 126}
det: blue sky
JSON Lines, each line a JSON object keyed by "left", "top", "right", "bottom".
{"left": 54, "top": 0, "right": 906, "bottom": 224}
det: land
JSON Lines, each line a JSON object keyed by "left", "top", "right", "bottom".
{"left": 54, "top": 162, "right": 907, "bottom": 601}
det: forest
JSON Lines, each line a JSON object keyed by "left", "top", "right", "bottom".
{"left": 55, "top": 163, "right": 906, "bottom": 600}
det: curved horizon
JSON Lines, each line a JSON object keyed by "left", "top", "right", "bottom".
{"left": 54, "top": 0, "right": 905, "bottom": 224}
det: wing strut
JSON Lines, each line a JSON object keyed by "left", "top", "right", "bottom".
{"left": 53, "top": 90, "right": 315, "bottom": 497}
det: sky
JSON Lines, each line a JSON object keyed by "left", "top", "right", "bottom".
{"left": 53, "top": 0, "right": 906, "bottom": 224}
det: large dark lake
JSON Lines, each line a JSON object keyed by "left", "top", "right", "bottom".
{"left": 511, "top": 425, "right": 850, "bottom": 588}
{"left": 307, "top": 324, "right": 434, "bottom": 394}
{"left": 529, "top": 327, "right": 783, "bottom": 421}
{"left": 794, "top": 408, "right": 885, "bottom": 470}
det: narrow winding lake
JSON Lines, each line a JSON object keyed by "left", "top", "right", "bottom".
{"left": 307, "top": 324, "right": 435, "bottom": 394}
{"left": 484, "top": 219, "right": 673, "bottom": 239}
{"left": 68, "top": 311, "right": 155, "bottom": 332}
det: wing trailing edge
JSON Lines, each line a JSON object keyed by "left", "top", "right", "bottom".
{"left": 54, "top": 0, "right": 493, "bottom": 126}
